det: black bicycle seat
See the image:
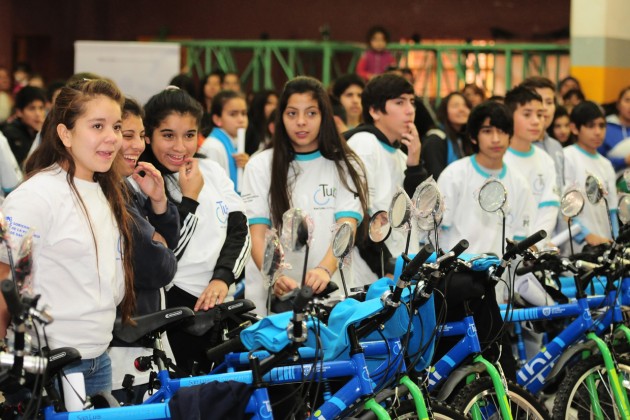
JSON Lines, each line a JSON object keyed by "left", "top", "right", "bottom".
{"left": 113, "top": 306, "right": 195, "bottom": 344}
{"left": 181, "top": 299, "right": 257, "bottom": 337}
{"left": 47, "top": 347, "right": 82, "bottom": 378}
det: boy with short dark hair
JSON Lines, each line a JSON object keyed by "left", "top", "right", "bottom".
{"left": 521, "top": 76, "right": 565, "bottom": 188}
{"left": 503, "top": 85, "right": 560, "bottom": 241}
{"left": 438, "top": 101, "right": 535, "bottom": 258}
{"left": 0, "top": 85, "right": 46, "bottom": 165}
{"left": 345, "top": 73, "right": 426, "bottom": 259}
{"left": 564, "top": 101, "right": 618, "bottom": 246}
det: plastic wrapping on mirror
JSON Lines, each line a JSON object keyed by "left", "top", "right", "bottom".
{"left": 280, "top": 208, "right": 314, "bottom": 251}
{"left": 412, "top": 177, "right": 444, "bottom": 231}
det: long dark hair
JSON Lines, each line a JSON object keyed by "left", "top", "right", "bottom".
{"left": 24, "top": 79, "right": 136, "bottom": 323}
{"left": 140, "top": 87, "right": 204, "bottom": 201}
{"left": 269, "top": 76, "right": 368, "bottom": 232}
{"left": 436, "top": 92, "right": 473, "bottom": 156}
{"left": 245, "top": 90, "right": 277, "bottom": 155}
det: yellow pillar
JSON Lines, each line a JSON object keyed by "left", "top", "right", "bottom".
{"left": 571, "top": 0, "right": 630, "bottom": 103}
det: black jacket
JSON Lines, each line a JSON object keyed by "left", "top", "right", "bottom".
{"left": 1, "top": 119, "right": 36, "bottom": 166}
{"left": 126, "top": 180, "right": 179, "bottom": 315}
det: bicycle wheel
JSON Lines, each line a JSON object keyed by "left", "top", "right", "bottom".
{"left": 388, "top": 399, "right": 467, "bottom": 419}
{"left": 452, "top": 377, "right": 550, "bottom": 419}
{"left": 552, "top": 355, "right": 630, "bottom": 420}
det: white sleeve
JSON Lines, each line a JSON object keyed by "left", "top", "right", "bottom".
{"left": 199, "top": 138, "right": 229, "bottom": 176}
{"left": 0, "top": 186, "right": 50, "bottom": 264}
{"left": 563, "top": 149, "right": 579, "bottom": 191}
{"left": 348, "top": 136, "right": 385, "bottom": 216}
{"left": 436, "top": 165, "right": 458, "bottom": 231}
{"left": 0, "top": 133, "right": 22, "bottom": 196}
{"left": 334, "top": 160, "right": 364, "bottom": 223}
{"left": 535, "top": 156, "right": 560, "bottom": 236}
{"left": 241, "top": 153, "right": 272, "bottom": 226}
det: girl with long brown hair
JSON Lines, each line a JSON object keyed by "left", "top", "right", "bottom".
{"left": 1, "top": 78, "right": 135, "bottom": 396}
{"left": 242, "top": 76, "right": 372, "bottom": 315}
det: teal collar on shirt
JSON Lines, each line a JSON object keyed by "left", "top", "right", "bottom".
{"left": 471, "top": 154, "right": 507, "bottom": 179}
{"left": 507, "top": 145, "right": 534, "bottom": 157}
{"left": 294, "top": 150, "right": 322, "bottom": 161}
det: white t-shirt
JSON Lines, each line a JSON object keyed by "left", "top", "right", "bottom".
{"left": 504, "top": 145, "right": 560, "bottom": 240}
{"left": 437, "top": 155, "right": 536, "bottom": 257}
{"left": 241, "top": 149, "right": 375, "bottom": 315}
{"left": 563, "top": 144, "right": 618, "bottom": 240}
{"left": 165, "top": 157, "right": 247, "bottom": 297}
{"left": 199, "top": 135, "right": 231, "bottom": 177}
{"left": 347, "top": 131, "right": 421, "bottom": 256}
{"left": 1, "top": 165, "right": 124, "bottom": 359}
{"left": 0, "top": 132, "right": 22, "bottom": 198}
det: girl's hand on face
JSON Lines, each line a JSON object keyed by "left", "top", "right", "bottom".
{"left": 401, "top": 123, "right": 421, "bottom": 166}
{"left": 195, "top": 279, "right": 229, "bottom": 311}
{"left": 232, "top": 152, "right": 250, "bottom": 168}
{"left": 179, "top": 158, "right": 204, "bottom": 201}
{"left": 273, "top": 275, "right": 298, "bottom": 297}
{"left": 133, "top": 162, "right": 168, "bottom": 214}
{"left": 305, "top": 267, "right": 331, "bottom": 294}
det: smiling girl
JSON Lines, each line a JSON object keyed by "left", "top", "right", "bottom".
{"left": 241, "top": 76, "right": 372, "bottom": 315}
{"left": 0, "top": 79, "right": 135, "bottom": 396}
{"left": 139, "top": 87, "right": 250, "bottom": 373}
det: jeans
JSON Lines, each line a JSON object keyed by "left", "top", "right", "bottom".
{"left": 63, "top": 352, "right": 112, "bottom": 397}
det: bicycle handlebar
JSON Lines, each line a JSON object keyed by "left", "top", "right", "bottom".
{"left": 1, "top": 279, "right": 22, "bottom": 320}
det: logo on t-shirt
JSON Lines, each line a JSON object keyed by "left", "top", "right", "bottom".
{"left": 313, "top": 184, "right": 337, "bottom": 206}
{"left": 533, "top": 174, "right": 545, "bottom": 194}
{"left": 216, "top": 200, "right": 229, "bottom": 224}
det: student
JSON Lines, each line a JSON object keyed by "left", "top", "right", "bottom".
{"left": 244, "top": 90, "right": 278, "bottom": 155}
{"left": 0, "top": 131, "right": 22, "bottom": 199}
{"left": 437, "top": 101, "right": 535, "bottom": 259}
{"left": 332, "top": 74, "right": 365, "bottom": 130}
{"left": 344, "top": 73, "right": 426, "bottom": 271}
{"left": 1, "top": 86, "right": 46, "bottom": 165}
{"left": 242, "top": 76, "right": 371, "bottom": 315}
{"left": 198, "top": 70, "right": 225, "bottom": 137}
{"left": 0, "top": 67, "right": 12, "bottom": 123}
{"left": 421, "top": 92, "right": 472, "bottom": 180}
{"left": 222, "top": 72, "right": 241, "bottom": 93}
{"left": 548, "top": 105, "right": 573, "bottom": 147}
{"left": 108, "top": 98, "right": 179, "bottom": 403}
{"left": 462, "top": 83, "right": 486, "bottom": 107}
{"left": 521, "top": 76, "right": 566, "bottom": 191}
{"left": 356, "top": 26, "right": 396, "bottom": 81}
{"left": 139, "top": 87, "right": 250, "bottom": 373}
{"left": 198, "top": 90, "right": 250, "bottom": 188}
{"left": 503, "top": 86, "right": 559, "bottom": 240}
{"left": 0, "top": 79, "right": 135, "bottom": 396}
{"left": 557, "top": 76, "right": 581, "bottom": 105}
{"left": 599, "top": 86, "right": 630, "bottom": 172}
{"left": 564, "top": 101, "right": 618, "bottom": 247}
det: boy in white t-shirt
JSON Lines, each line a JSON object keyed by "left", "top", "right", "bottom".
{"left": 564, "top": 101, "right": 619, "bottom": 246}
{"left": 344, "top": 74, "right": 428, "bottom": 274}
{"left": 438, "top": 101, "right": 535, "bottom": 258}
{"left": 503, "top": 86, "right": 559, "bottom": 241}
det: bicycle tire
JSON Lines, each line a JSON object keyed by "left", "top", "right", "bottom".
{"left": 551, "top": 355, "right": 630, "bottom": 420}
{"left": 452, "top": 377, "right": 551, "bottom": 419}
{"left": 388, "top": 399, "right": 467, "bottom": 419}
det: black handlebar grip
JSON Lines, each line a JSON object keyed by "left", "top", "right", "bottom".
{"left": 449, "top": 239, "right": 469, "bottom": 259}
{"left": 206, "top": 336, "right": 247, "bottom": 364}
{"left": 292, "top": 286, "right": 313, "bottom": 314}
{"left": 505, "top": 230, "right": 547, "bottom": 260}
{"left": 1, "top": 280, "right": 22, "bottom": 319}
{"left": 400, "top": 244, "right": 435, "bottom": 281}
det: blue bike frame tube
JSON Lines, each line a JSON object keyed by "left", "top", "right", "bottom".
{"left": 517, "top": 298, "right": 594, "bottom": 393}
{"left": 427, "top": 316, "right": 481, "bottom": 391}
{"left": 44, "top": 403, "right": 171, "bottom": 419}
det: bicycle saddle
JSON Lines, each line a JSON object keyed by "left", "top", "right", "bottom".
{"left": 113, "top": 306, "right": 195, "bottom": 344}
{"left": 181, "top": 299, "right": 257, "bottom": 337}
{"left": 46, "top": 347, "right": 82, "bottom": 378}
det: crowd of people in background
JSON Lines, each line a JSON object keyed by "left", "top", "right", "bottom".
{"left": 0, "top": 25, "right": 628, "bottom": 400}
